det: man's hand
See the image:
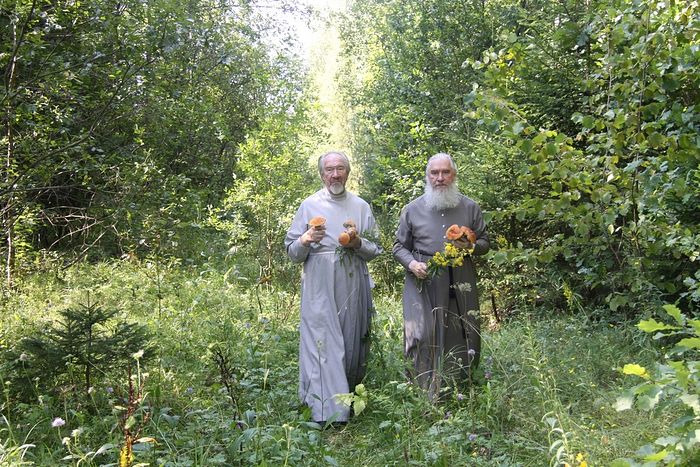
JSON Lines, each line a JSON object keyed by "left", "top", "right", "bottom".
{"left": 346, "top": 234, "right": 362, "bottom": 249}
{"left": 301, "top": 225, "right": 326, "bottom": 246}
{"left": 408, "top": 260, "right": 428, "bottom": 279}
{"left": 453, "top": 237, "right": 474, "bottom": 251}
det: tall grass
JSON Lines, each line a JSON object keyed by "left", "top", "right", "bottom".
{"left": 0, "top": 261, "right": 675, "bottom": 465}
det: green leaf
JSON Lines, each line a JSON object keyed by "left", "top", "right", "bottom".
{"left": 622, "top": 364, "right": 649, "bottom": 379}
{"left": 125, "top": 415, "right": 136, "bottom": 430}
{"left": 655, "top": 435, "right": 680, "bottom": 447}
{"left": 637, "top": 318, "right": 679, "bottom": 333}
{"left": 677, "top": 338, "right": 700, "bottom": 350}
{"left": 613, "top": 112, "right": 627, "bottom": 128}
{"left": 580, "top": 115, "right": 595, "bottom": 128}
{"left": 648, "top": 132, "right": 665, "bottom": 148}
{"left": 353, "top": 399, "right": 367, "bottom": 416}
{"left": 669, "top": 361, "right": 690, "bottom": 388}
{"left": 490, "top": 251, "right": 508, "bottom": 265}
{"left": 662, "top": 304, "right": 685, "bottom": 325}
{"left": 689, "top": 319, "right": 700, "bottom": 336}
{"left": 519, "top": 139, "right": 533, "bottom": 153}
{"left": 679, "top": 394, "right": 700, "bottom": 416}
{"left": 637, "top": 386, "right": 662, "bottom": 411}
{"left": 609, "top": 294, "right": 628, "bottom": 311}
{"left": 643, "top": 449, "right": 671, "bottom": 462}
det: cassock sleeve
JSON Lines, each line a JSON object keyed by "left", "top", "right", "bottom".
{"left": 355, "top": 208, "right": 383, "bottom": 261}
{"left": 471, "top": 204, "right": 490, "bottom": 257}
{"left": 392, "top": 206, "right": 417, "bottom": 269}
{"left": 285, "top": 205, "right": 311, "bottom": 263}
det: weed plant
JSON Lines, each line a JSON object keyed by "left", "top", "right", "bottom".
{"left": 0, "top": 261, "right": 683, "bottom": 465}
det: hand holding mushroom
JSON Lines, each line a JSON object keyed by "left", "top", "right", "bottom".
{"left": 446, "top": 224, "right": 477, "bottom": 251}
{"left": 338, "top": 219, "right": 361, "bottom": 249}
{"left": 301, "top": 216, "right": 326, "bottom": 246}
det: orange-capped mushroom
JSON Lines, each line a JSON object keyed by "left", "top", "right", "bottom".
{"left": 338, "top": 231, "right": 351, "bottom": 246}
{"left": 460, "top": 226, "right": 477, "bottom": 244}
{"left": 308, "top": 216, "right": 326, "bottom": 229}
{"left": 338, "top": 228, "right": 357, "bottom": 246}
{"left": 445, "top": 224, "right": 463, "bottom": 240}
{"left": 339, "top": 219, "right": 358, "bottom": 246}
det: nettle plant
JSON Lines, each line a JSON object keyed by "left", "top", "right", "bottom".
{"left": 615, "top": 304, "right": 700, "bottom": 466}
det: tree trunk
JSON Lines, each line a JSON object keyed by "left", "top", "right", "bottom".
{"left": 3, "top": 16, "right": 19, "bottom": 289}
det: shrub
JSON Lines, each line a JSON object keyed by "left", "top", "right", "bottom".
{"left": 614, "top": 304, "right": 700, "bottom": 465}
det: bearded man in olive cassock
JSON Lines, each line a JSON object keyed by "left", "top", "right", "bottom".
{"left": 393, "top": 153, "right": 489, "bottom": 399}
{"left": 285, "top": 152, "right": 382, "bottom": 424}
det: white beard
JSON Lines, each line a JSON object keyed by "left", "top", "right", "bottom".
{"left": 425, "top": 180, "right": 460, "bottom": 210}
{"left": 328, "top": 182, "right": 345, "bottom": 195}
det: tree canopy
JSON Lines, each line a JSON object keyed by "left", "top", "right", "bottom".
{"left": 3, "top": 0, "right": 698, "bottom": 317}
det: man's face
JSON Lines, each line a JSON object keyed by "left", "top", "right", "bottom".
{"left": 427, "top": 158, "right": 456, "bottom": 190}
{"left": 321, "top": 153, "right": 349, "bottom": 195}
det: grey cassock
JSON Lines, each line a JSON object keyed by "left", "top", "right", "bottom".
{"left": 285, "top": 188, "right": 382, "bottom": 423}
{"left": 393, "top": 194, "right": 489, "bottom": 398}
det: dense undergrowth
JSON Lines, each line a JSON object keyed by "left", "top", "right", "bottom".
{"left": 0, "top": 260, "right": 683, "bottom": 466}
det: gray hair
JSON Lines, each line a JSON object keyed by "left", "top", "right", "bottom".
{"left": 318, "top": 151, "right": 351, "bottom": 176}
{"left": 426, "top": 152, "right": 457, "bottom": 176}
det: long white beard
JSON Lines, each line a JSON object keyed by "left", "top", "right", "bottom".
{"left": 328, "top": 182, "right": 345, "bottom": 195}
{"left": 425, "top": 181, "right": 460, "bottom": 210}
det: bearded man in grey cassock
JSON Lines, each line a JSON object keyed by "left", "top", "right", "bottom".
{"left": 285, "top": 151, "right": 382, "bottom": 424}
{"left": 393, "top": 152, "right": 490, "bottom": 399}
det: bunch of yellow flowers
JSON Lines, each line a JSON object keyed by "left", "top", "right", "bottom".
{"left": 424, "top": 242, "right": 472, "bottom": 282}
{"left": 431, "top": 242, "right": 465, "bottom": 266}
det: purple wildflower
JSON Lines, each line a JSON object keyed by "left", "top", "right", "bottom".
{"left": 468, "top": 433, "right": 477, "bottom": 442}
{"left": 51, "top": 417, "right": 65, "bottom": 428}
{"left": 457, "top": 393, "right": 465, "bottom": 401}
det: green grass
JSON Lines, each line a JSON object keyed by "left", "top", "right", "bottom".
{"left": 0, "top": 261, "right": 678, "bottom": 465}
